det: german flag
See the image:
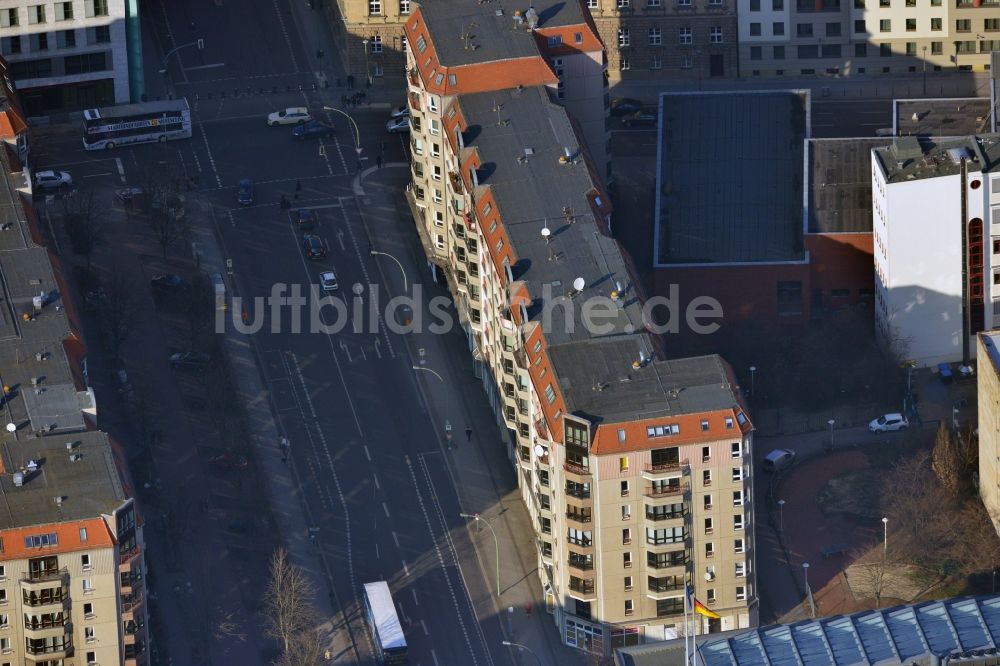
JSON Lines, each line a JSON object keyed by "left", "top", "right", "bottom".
{"left": 686, "top": 584, "right": 722, "bottom": 620}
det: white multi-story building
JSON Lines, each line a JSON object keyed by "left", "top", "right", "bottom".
{"left": 738, "top": 0, "right": 1000, "bottom": 77}
{"left": 0, "top": 0, "right": 141, "bottom": 115}
{"left": 871, "top": 134, "right": 1000, "bottom": 366}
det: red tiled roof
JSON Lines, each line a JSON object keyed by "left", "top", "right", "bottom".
{"left": 0, "top": 518, "right": 115, "bottom": 561}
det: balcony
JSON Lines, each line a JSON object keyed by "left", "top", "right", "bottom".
{"left": 648, "top": 555, "right": 688, "bottom": 573}
{"left": 119, "top": 545, "right": 141, "bottom": 566}
{"left": 21, "top": 568, "right": 68, "bottom": 590}
{"left": 645, "top": 483, "right": 688, "bottom": 500}
{"left": 642, "top": 459, "right": 689, "bottom": 480}
{"left": 646, "top": 537, "right": 689, "bottom": 553}
{"left": 565, "top": 511, "right": 593, "bottom": 525}
{"left": 568, "top": 579, "right": 597, "bottom": 600}
{"left": 647, "top": 578, "right": 685, "bottom": 600}
{"left": 25, "top": 640, "right": 71, "bottom": 658}
{"left": 408, "top": 91, "right": 421, "bottom": 111}
{"left": 563, "top": 461, "right": 592, "bottom": 480}
{"left": 566, "top": 535, "right": 594, "bottom": 549}
{"left": 645, "top": 508, "right": 687, "bottom": 524}
{"left": 567, "top": 556, "right": 595, "bottom": 572}
{"left": 122, "top": 591, "right": 145, "bottom": 613}
{"left": 22, "top": 589, "right": 66, "bottom": 610}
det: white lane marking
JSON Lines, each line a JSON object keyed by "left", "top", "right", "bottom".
{"left": 337, "top": 230, "right": 346, "bottom": 251}
{"left": 431, "top": 649, "right": 440, "bottom": 666}
{"left": 184, "top": 62, "right": 227, "bottom": 71}
{"left": 174, "top": 71, "right": 301, "bottom": 85}
{"left": 156, "top": 0, "right": 186, "bottom": 83}
{"left": 411, "top": 588, "right": 419, "bottom": 606}
{"left": 421, "top": 619, "right": 429, "bottom": 636}
{"left": 382, "top": 502, "right": 390, "bottom": 518}
{"left": 198, "top": 123, "right": 223, "bottom": 188}
{"left": 392, "top": 531, "right": 400, "bottom": 548}
{"left": 405, "top": 455, "right": 480, "bottom": 664}
{"left": 376, "top": 543, "right": 380, "bottom": 560}
{"left": 114, "top": 157, "right": 125, "bottom": 184}
{"left": 82, "top": 172, "right": 113, "bottom": 178}
{"left": 402, "top": 560, "right": 410, "bottom": 577}
{"left": 338, "top": 200, "right": 396, "bottom": 358}
{"left": 227, "top": 210, "right": 235, "bottom": 228}
{"left": 272, "top": 0, "right": 301, "bottom": 73}
{"left": 373, "top": 473, "right": 380, "bottom": 490}
{"left": 363, "top": 445, "right": 371, "bottom": 461}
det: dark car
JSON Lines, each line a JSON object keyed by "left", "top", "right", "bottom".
{"left": 296, "top": 209, "right": 317, "bottom": 230}
{"left": 303, "top": 234, "right": 327, "bottom": 260}
{"left": 622, "top": 109, "right": 658, "bottom": 128}
{"left": 208, "top": 452, "right": 249, "bottom": 471}
{"left": 169, "top": 351, "right": 211, "bottom": 370}
{"left": 150, "top": 274, "right": 190, "bottom": 292}
{"left": 237, "top": 179, "right": 254, "bottom": 206}
{"left": 293, "top": 120, "right": 335, "bottom": 140}
{"left": 610, "top": 97, "right": 643, "bottom": 116}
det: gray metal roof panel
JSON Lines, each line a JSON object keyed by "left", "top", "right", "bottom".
{"left": 790, "top": 622, "right": 834, "bottom": 664}
{"left": 947, "top": 598, "right": 993, "bottom": 651}
{"left": 885, "top": 606, "right": 931, "bottom": 661}
{"left": 807, "top": 138, "right": 892, "bottom": 234}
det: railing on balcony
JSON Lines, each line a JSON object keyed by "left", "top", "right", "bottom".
{"left": 644, "top": 459, "right": 689, "bottom": 474}
{"left": 568, "top": 558, "right": 595, "bottom": 571}
{"left": 567, "top": 536, "right": 593, "bottom": 548}
{"left": 645, "top": 484, "right": 685, "bottom": 498}
{"left": 648, "top": 556, "right": 688, "bottom": 570}
{"left": 122, "top": 591, "right": 145, "bottom": 613}
{"left": 563, "top": 462, "right": 591, "bottom": 477}
{"left": 569, "top": 579, "right": 596, "bottom": 594}
{"left": 24, "top": 616, "right": 67, "bottom": 630}
{"left": 119, "top": 546, "right": 140, "bottom": 566}
{"left": 22, "top": 590, "right": 65, "bottom": 607}
{"left": 566, "top": 486, "right": 591, "bottom": 500}
{"left": 645, "top": 509, "right": 686, "bottom": 521}
{"left": 24, "top": 567, "right": 65, "bottom": 583}
{"left": 565, "top": 512, "right": 592, "bottom": 524}
{"left": 648, "top": 579, "right": 684, "bottom": 593}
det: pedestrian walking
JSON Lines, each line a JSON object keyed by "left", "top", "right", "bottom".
{"left": 465, "top": 426, "right": 473, "bottom": 442}
{"left": 376, "top": 154, "right": 383, "bottom": 169}
{"left": 295, "top": 180, "right": 302, "bottom": 193}
{"left": 347, "top": 74, "right": 355, "bottom": 89}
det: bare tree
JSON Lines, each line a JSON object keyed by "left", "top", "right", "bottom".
{"left": 62, "top": 191, "right": 106, "bottom": 270}
{"left": 102, "top": 268, "right": 138, "bottom": 362}
{"left": 213, "top": 608, "right": 248, "bottom": 644}
{"left": 183, "top": 274, "right": 214, "bottom": 348}
{"left": 162, "top": 500, "right": 192, "bottom": 567}
{"left": 148, "top": 204, "right": 189, "bottom": 261}
{"left": 849, "top": 546, "right": 895, "bottom": 609}
{"left": 273, "top": 629, "right": 326, "bottom": 666}
{"left": 933, "top": 423, "right": 967, "bottom": 499}
{"left": 262, "top": 548, "right": 317, "bottom": 655}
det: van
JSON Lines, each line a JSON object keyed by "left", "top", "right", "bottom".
{"left": 762, "top": 449, "right": 796, "bottom": 473}
{"left": 211, "top": 272, "right": 226, "bottom": 310}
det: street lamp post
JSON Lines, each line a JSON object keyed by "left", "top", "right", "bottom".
{"left": 882, "top": 516, "right": 889, "bottom": 558}
{"left": 827, "top": 419, "right": 835, "bottom": 452}
{"left": 922, "top": 46, "right": 928, "bottom": 96}
{"left": 158, "top": 39, "right": 206, "bottom": 75}
{"left": 803, "top": 562, "right": 815, "bottom": 618}
{"left": 362, "top": 38, "right": 371, "bottom": 87}
{"left": 461, "top": 512, "right": 500, "bottom": 598}
{"left": 777, "top": 499, "right": 785, "bottom": 533}
{"left": 411, "top": 365, "right": 451, "bottom": 447}
{"left": 749, "top": 365, "right": 756, "bottom": 397}
{"left": 321, "top": 106, "right": 362, "bottom": 168}
{"left": 370, "top": 250, "right": 408, "bottom": 292}
{"left": 502, "top": 641, "right": 542, "bottom": 666}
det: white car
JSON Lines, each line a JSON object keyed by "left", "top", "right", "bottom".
{"left": 319, "top": 270, "right": 339, "bottom": 292}
{"left": 869, "top": 413, "right": 909, "bottom": 433}
{"left": 386, "top": 117, "right": 410, "bottom": 134}
{"left": 267, "top": 107, "right": 312, "bottom": 126}
{"left": 390, "top": 105, "right": 410, "bottom": 119}
{"left": 34, "top": 170, "right": 72, "bottom": 190}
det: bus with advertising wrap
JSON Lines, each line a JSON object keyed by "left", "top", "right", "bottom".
{"left": 362, "top": 581, "right": 408, "bottom": 664}
{"left": 82, "top": 98, "right": 192, "bottom": 150}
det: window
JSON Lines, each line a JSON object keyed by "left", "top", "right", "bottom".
{"left": 88, "top": 25, "right": 111, "bottom": 44}
{"left": 702, "top": 470, "right": 712, "bottom": 486}
{"left": 547, "top": 35, "right": 562, "bottom": 47}
{"left": 83, "top": 602, "right": 94, "bottom": 617}
{"left": 618, "top": 28, "right": 630, "bottom": 47}
{"left": 651, "top": 54, "right": 662, "bottom": 69}
{"left": 625, "top": 599, "right": 634, "bottom": 615}
{"left": 750, "top": 23, "right": 761, "bottom": 36}
{"left": 620, "top": 456, "right": 629, "bottom": 472}
{"left": 733, "top": 491, "right": 744, "bottom": 507}
{"left": 774, "top": 45, "right": 785, "bottom": 59}
{"left": 735, "top": 538, "right": 745, "bottom": 553}
{"left": 82, "top": 579, "right": 93, "bottom": 593}
{"left": 648, "top": 0, "right": 661, "bottom": 5}
{"left": 826, "top": 22, "right": 841, "bottom": 37}
{"left": 704, "top": 494, "right": 713, "bottom": 510}
{"left": 773, "top": 22, "right": 784, "bottom": 36}
{"left": 734, "top": 514, "right": 745, "bottom": 530}
{"left": 731, "top": 442, "right": 741, "bottom": 458}
{"left": 797, "top": 23, "right": 813, "bottom": 37}
{"left": 855, "top": 20, "right": 866, "bottom": 34}
{"left": 85, "top": 0, "right": 109, "bottom": 17}
{"left": 87, "top": 652, "right": 97, "bottom": 664}
{"left": 30, "top": 33, "right": 48, "bottom": 51}
{"left": 85, "top": 626, "right": 95, "bottom": 642}
{"left": 624, "top": 551, "right": 632, "bottom": 567}
{"left": 705, "top": 542, "right": 715, "bottom": 558}
{"left": 702, "top": 446, "right": 711, "bottom": 462}
{"left": 906, "top": 41, "right": 916, "bottom": 55}
{"left": 495, "top": 238, "right": 504, "bottom": 253}
{"left": 28, "top": 5, "right": 45, "bottom": 24}
{"left": 0, "top": 9, "right": 18, "bottom": 27}
{"left": 588, "top": 0, "right": 598, "bottom": 6}
{"left": 773, "top": 0, "right": 784, "bottom": 7}
{"left": 750, "top": 0, "right": 760, "bottom": 8}
{"left": 732, "top": 466, "right": 743, "bottom": 482}
{"left": 957, "top": 19, "right": 971, "bottom": 32}
{"left": 619, "top": 56, "right": 630, "bottom": 70}
{"left": 370, "top": 35, "right": 382, "bottom": 53}
{"left": 736, "top": 585, "right": 747, "bottom": 601}
{"left": 648, "top": 27, "right": 661, "bottom": 45}
{"left": 880, "top": 43, "right": 892, "bottom": 57}
{"left": 679, "top": 27, "right": 692, "bottom": 45}
{"left": 369, "top": 0, "right": 382, "bottom": 14}
{"left": 709, "top": 26, "right": 723, "bottom": 43}
{"left": 431, "top": 142, "right": 440, "bottom": 157}
{"left": 618, "top": 0, "right": 630, "bottom": 6}
{"left": 932, "top": 18, "right": 942, "bottom": 31}
{"left": 623, "top": 528, "right": 632, "bottom": 545}
{"left": 57, "top": 30, "right": 75, "bottom": 48}
{"left": 725, "top": 417, "right": 734, "bottom": 429}
{"left": 879, "top": 19, "right": 891, "bottom": 32}
{"left": 0, "top": 566, "right": 4, "bottom": 580}
{"left": 704, "top": 517, "right": 714, "bottom": 534}
{"left": 400, "top": 0, "right": 410, "bottom": 13}
{"left": 905, "top": 18, "right": 916, "bottom": 31}
{"left": 81, "top": 554, "right": 91, "bottom": 570}
{"left": 707, "top": 588, "right": 716, "bottom": 604}
{"left": 55, "top": 1, "right": 73, "bottom": 20}
{"left": 416, "top": 35, "right": 427, "bottom": 53}
{"left": 987, "top": 18, "right": 1000, "bottom": 31}
{"left": 621, "top": 480, "right": 629, "bottom": 496}
{"left": 622, "top": 505, "right": 631, "bottom": 521}
{"left": 0, "top": 637, "right": 8, "bottom": 652}
{"left": 736, "top": 561, "right": 747, "bottom": 577}
{"left": 544, "top": 384, "right": 556, "bottom": 404}
{"left": 624, "top": 575, "right": 633, "bottom": 591}
{"left": 0, "top": 37, "right": 20, "bottom": 56}
{"left": 0, "top": 590, "right": 6, "bottom": 604}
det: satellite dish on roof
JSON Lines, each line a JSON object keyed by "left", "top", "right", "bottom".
{"left": 573, "top": 277, "right": 585, "bottom": 292}
{"left": 541, "top": 226, "right": 550, "bottom": 240}
{"left": 5, "top": 423, "right": 14, "bottom": 433}
{"left": 534, "top": 444, "right": 545, "bottom": 458}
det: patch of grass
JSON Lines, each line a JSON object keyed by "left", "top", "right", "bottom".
{"left": 863, "top": 438, "right": 912, "bottom": 470}
{"left": 817, "top": 468, "right": 883, "bottom": 519}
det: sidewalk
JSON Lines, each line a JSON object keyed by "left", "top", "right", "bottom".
{"left": 354, "top": 165, "right": 574, "bottom": 665}
{"left": 188, "top": 200, "right": 345, "bottom": 658}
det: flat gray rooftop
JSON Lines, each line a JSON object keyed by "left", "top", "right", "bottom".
{"left": 656, "top": 91, "right": 809, "bottom": 265}
{"left": 418, "top": 0, "right": 587, "bottom": 68}
{"left": 0, "top": 431, "right": 125, "bottom": 529}
{"left": 808, "top": 138, "right": 892, "bottom": 234}
{"left": 896, "top": 98, "right": 991, "bottom": 137}
{"left": 874, "top": 133, "right": 1000, "bottom": 183}
{"left": 460, "top": 86, "right": 739, "bottom": 423}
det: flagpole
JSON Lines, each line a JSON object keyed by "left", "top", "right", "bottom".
{"left": 684, "top": 585, "right": 691, "bottom": 666}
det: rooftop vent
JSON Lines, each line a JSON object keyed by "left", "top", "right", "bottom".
{"left": 525, "top": 6, "right": 538, "bottom": 29}
{"left": 69, "top": 453, "right": 82, "bottom": 462}
{"left": 891, "top": 136, "right": 923, "bottom": 165}
{"left": 53, "top": 496, "right": 62, "bottom": 506}
{"left": 12, "top": 472, "right": 22, "bottom": 487}
{"left": 947, "top": 146, "right": 975, "bottom": 165}
{"left": 26, "top": 460, "right": 37, "bottom": 472}
{"left": 65, "top": 441, "right": 73, "bottom": 450}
